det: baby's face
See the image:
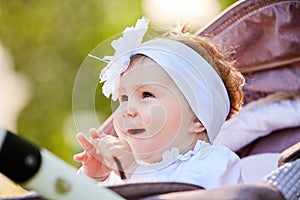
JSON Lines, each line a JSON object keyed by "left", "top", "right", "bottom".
{"left": 113, "top": 57, "right": 198, "bottom": 163}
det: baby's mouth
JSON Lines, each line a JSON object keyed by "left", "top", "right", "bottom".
{"left": 127, "top": 129, "right": 145, "bottom": 135}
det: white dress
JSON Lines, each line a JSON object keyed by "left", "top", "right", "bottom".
{"left": 105, "top": 140, "right": 243, "bottom": 189}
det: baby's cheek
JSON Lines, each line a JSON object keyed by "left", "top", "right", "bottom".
{"left": 112, "top": 117, "right": 124, "bottom": 138}
{"left": 146, "top": 104, "right": 167, "bottom": 137}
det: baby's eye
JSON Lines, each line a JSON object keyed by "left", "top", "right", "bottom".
{"left": 142, "top": 92, "right": 155, "bottom": 99}
{"left": 120, "top": 95, "right": 128, "bottom": 102}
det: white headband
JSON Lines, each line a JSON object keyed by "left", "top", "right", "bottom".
{"left": 95, "top": 17, "right": 230, "bottom": 142}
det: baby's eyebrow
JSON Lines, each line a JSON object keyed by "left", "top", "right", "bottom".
{"left": 118, "top": 87, "right": 127, "bottom": 94}
{"left": 140, "top": 82, "right": 162, "bottom": 88}
{"left": 139, "top": 83, "right": 154, "bottom": 88}
{"left": 118, "top": 83, "right": 158, "bottom": 95}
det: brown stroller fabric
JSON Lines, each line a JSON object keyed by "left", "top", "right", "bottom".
{"left": 198, "top": 0, "right": 300, "bottom": 84}
{"left": 279, "top": 141, "right": 300, "bottom": 166}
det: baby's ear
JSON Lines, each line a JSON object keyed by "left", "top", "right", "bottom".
{"left": 189, "top": 119, "right": 206, "bottom": 133}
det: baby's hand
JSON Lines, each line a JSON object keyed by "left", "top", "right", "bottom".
{"left": 73, "top": 130, "right": 111, "bottom": 181}
{"left": 92, "top": 134, "right": 137, "bottom": 178}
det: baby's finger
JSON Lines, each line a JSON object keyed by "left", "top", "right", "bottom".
{"left": 90, "top": 128, "right": 101, "bottom": 140}
{"left": 77, "top": 132, "right": 106, "bottom": 163}
{"left": 76, "top": 132, "right": 94, "bottom": 152}
{"left": 94, "top": 135, "right": 121, "bottom": 153}
{"left": 73, "top": 152, "right": 87, "bottom": 162}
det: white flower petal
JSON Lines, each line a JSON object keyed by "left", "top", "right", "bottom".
{"left": 98, "top": 17, "right": 150, "bottom": 99}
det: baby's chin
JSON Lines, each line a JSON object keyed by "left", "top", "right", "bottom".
{"left": 132, "top": 149, "right": 165, "bottom": 164}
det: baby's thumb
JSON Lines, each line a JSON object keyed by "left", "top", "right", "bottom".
{"left": 73, "top": 152, "right": 86, "bottom": 162}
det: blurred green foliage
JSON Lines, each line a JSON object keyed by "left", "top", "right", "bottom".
{"left": 0, "top": 0, "right": 237, "bottom": 166}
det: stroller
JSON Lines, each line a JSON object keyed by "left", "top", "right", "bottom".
{"left": 1, "top": 0, "right": 300, "bottom": 199}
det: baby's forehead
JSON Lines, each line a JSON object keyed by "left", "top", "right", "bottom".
{"left": 123, "top": 55, "right": 162, "bottom": 74}
{"left": 120, "top": 57, "right": 181, "bottom": 90}
{"left": 129, "top": 55, "right": 156, "bottom": 67}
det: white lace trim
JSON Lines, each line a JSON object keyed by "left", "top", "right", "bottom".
{"left": 135, "top": 140, "right": 213, "bottom": 173}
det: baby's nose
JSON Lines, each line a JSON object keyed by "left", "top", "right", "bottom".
{"left": 122, "top": 103, "right": 137, "bottom": 118}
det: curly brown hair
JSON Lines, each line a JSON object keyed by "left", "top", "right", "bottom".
{"left": 163, "top": 33, "right": 245, "bottom": 120}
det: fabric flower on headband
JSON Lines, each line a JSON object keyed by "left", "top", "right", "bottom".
{"left": 97, "top": 16, "right": 150, "bottom": 100}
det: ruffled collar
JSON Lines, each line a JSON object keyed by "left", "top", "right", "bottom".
{"left": 134, "top": 140, "right": 213, "bottom": 173}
